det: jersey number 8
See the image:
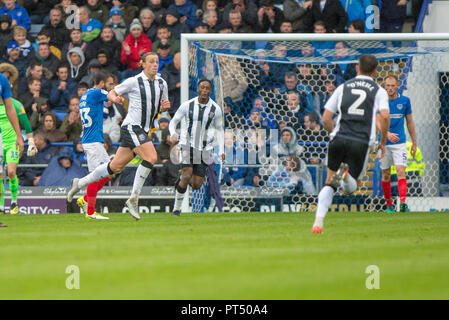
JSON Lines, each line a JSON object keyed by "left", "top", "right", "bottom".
{"left": 348, "top": 89, "right": 367, "bottom": 116}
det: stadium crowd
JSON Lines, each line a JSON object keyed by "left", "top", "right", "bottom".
{"left": 0, "top": 0, "right": 422, "bottom": 189}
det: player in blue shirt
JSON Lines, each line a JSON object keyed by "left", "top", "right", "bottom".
{"left": 76, "top": 71, "right": 111, "bottom": 220}
{"left": 0, "top": 73, "right": 24, "bottom": 226}
{"left": 378, "top": 75, "right": 417, "bottom": 213}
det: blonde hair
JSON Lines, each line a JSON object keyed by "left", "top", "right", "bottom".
{"left": 13, "top": 26, "right": 27, "bottom": 37}
{"left": 139, "top": 52, "right": 158, "bottom": 67}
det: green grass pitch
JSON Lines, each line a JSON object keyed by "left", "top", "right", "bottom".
{"left": 0, "top": 211, "right": 448, "bottom": 299}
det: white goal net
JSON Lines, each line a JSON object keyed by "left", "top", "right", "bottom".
{"left": 181, "top": 33, "right": 449, "bottom": 213}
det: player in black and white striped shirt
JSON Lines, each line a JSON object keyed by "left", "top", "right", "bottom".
{"left": 67, "top": 53, "right": 170, "bottom": 220}
{"left": 169, "top": 79, "right": 225, "bottom": 216}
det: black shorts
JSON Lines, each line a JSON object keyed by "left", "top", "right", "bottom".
{"left": 179, "top": 146, "right": 211, "bottom": 178}
{"left": 120, "top": 125, "right": 151, "bottom": 150}
{"left": 327, "top": 136, "right": 370, "bottom": 179}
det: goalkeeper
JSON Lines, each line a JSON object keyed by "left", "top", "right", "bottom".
{"left": 0, "top": 98, "right": 37, "bottom": 214}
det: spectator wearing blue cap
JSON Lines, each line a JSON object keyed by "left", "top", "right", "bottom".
{"left": 105, "top": 5, "right": 127, "bottom": 42}
{"left": 0, "top": 0, "right": 31, "bottom": 31}
{"left": 1, "top": 41, "right": 28, "bottom": 78}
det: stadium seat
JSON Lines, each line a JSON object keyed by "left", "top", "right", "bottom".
{"left": 29, "top": 24, "right": 44, "bottom": 38}
{"left": 54, "top": 112, "right": 67, "bottom": 122}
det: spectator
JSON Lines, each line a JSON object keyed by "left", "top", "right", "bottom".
{"left": 348, "top": 19, "right": 365, "bottom": 33}
{"left": 13, "top": 26, "right": 33, "bottom": 58}
{"left": 310, "top": 21, "right": 335, "bottom": 50}
{"left": 151, "top": 25, "right": 180, "bottom": 57}
{"left": 156, "top": 41, "right": 173, "bottom": 73}
{"left": 77, "top": 81, "right": 89, "bottom": 98}
{"left": 283, "top": 0, "right": 312, "bottom": 33}
{"left": 38, "top": 147, "right": 88, "bottom": 186}
{"left": 85, "top": 26, "right": 121, "bottom": 66}
{"left": 101, "top": 95, "right": 122, "bottom": 143}
{"left": 104, "top": 5, "right": 127, "bottom": 42}
{"left": 331, "top": 41, "right": 357, "bottom": 84}
{"left": 0, "top": 62, "right": 19, "bottom": 98}
{"left": 86, "top": 0, "right": 110, "bottom": 24}
{"left": 62, "top": 28, "right": 87, "bottom": 63}
{"left": 67, "top": 46, "right": 87, "bottom": 82}
{"left": 112, "top": 0, "right": 138, "bottom": 25}
{"left": 203, "top": 9, "right": 219, "bottom": 33}
{"left": 121, "top": 19, "right": 152, "bottom": 75}
{"left": 60, "top": 96, "right": 82, "bottom": 141}
{"left": 161, "top": 52, "right": 180, "bottom": 116}
{"left": 272, "top": 126, "right": 304, "bottom": 160}
{"left": 152, "top": 118, "right": 179, "bottom": 186}
{"left": 266, "top": 155, "right": 316, "bottom": 195}
{"left": 34, "top": 29, "right": 62, "bottom": 60}
{"left": 279, "top": 20, "right": 293, "bottom": 33}
{"left": 245, "top": 96, "right": 277, "bottom": 129}
{"left": 32, "top": 43, "right": 59, "bottom": 76}
{"left": 223, "top": 0, "right": 258, "bottom": 30}
{"left": 340, "top": 0, "right": 373, "bottom": 31}
{"left": 29, "top": 97, "right": 53, "bottom": 130}
{"left": 23, "top": 0, "right": 54, "bottom": 24}
{"left": 257, "top": 0, "right": 284, "bottom": 33}
{"left": 79, "top": 6, "right": 102, "bottom": 42}
{"left": 202, "top": 0, "right": 223, "bottom": 25}
{"left": 167, "top": 0, "right": 198, "bottom": 30}
{"left": 246, "top": 108, "right": 268, "bottom": 130}
{"left": 49, "top": 63, "right": 78, "bottom": 112}
{"left": 2, "top": 41, "right": 29, "bottom": 79}
{"left": 298, "top": 112, "right": 328, "bottom": 164}
{"left": 139, "top": 7, "right": 158, "bottom": 43}
{"left": 217, "top": 22, "right": 232, "bottom": 33}
{"left": 147, "top": 0, "right": 166, "bottom": 25}
{"left": 0, "top": 0, "right": 31, "bottom": 31}
{"left": 72, "top": 137, "right": 87, "bottom": 164}
{"left": 221, "top": 130, "right": 246, "bottom": 186}
{"left": 80, "top": 59, "right": 102, "bottom": 87}
{"left": 277, "top": 91, "right": 308, "bottom": 130}
{"left": 40, "top": 7, "right": 70, "bottom": 51}
{"left": 194, "top": 21, "right": 209, "bottom": 33}
{"left": 316, "top": 78, "right": 335, "bottom": 115}
{"left": 304, "top": 0, "right": 348, "bottom": 33}
{"left": 19, "top": 60, "right": 52, "bottom": 96}
{"left": 379, "top": 0, "right": 407, "bottom": 33}
{"left": 96, "top": 48, "right": 119, "bottom": 76}
{"left": 17, "top": 130, "right": 59, "bottom": 186}
{"left": 0, "top": 13, "right": 13, "bottom": 59}
{"left": 229, "top": 9, "right": 252, "bottom": 33}
{"left": 165, "top": 6, "right": 191, "bottom": 40}
{"left": 40, "top": 111, "right": 67, "bottom": 142}
{"left": 217, "top": 55, "right": 248, "bottom": 106}
{"left": 55, "top": 0, "right": 77, "bottom": 22}
{"left": 277, "top": 72, "right": 314, "bottom": 114}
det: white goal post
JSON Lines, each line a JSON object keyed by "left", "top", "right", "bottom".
{"left": 180, "top": 32, "right": 449, "bottom": 213}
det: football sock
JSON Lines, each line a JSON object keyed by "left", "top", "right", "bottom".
{"left": 10, "top": 176, "right": 18, "bottom": 203}
{"left": 340, "top": 174, "right": 357, "bottom": 195}
{"left": 85, "top": 182, "right": 98, "bottom": 215}
{"left": 381, "top": 180, "right": 392, "bottom": 206}
{"left": 131, "top": 164, "right": 152, "bottom": 199}
{"left": 314, "top": 185, "right": 334, "bottom": 228}
{"left": 78, "top": 162, "right": 111, "bottom": 189}
{"left": 398, "top": 178, "right": 407, "bottom": 203}
{"left": 173, "top": 185, "right": 187, "bottom": 211}
{"left": 0, "top": 179, "right": 4, "bottom": 210}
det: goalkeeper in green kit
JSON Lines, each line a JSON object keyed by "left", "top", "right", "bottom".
{"left": 0, "top": 98, "right": 37, "bottom": 214}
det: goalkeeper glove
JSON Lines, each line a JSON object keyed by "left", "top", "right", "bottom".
{"left": 27, "top": 137, "right": 38, "bottom": 157}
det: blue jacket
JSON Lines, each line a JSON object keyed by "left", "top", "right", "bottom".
{"left": 0, "top": 3, "right": 30, "bottom": 30}
{"left": 340, "top": 0, "right": 374, "bottom": 26}
{"left": 167, "top": 1, "right": 198, "bottom": 30}
{"left": 158, "top": 54, "right": 173, "bottom": 73}
{"left": 49, "top": 79, "right": 78, "bottom": 112}
{"left": 38, "top": 148, "right": 88, "bottom": 186}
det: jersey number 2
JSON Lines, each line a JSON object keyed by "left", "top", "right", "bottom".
{"left": 80, "top": 108, "right": 92, "bottom": 128}
{"left": 348, "top": 89, "right": 366, "bottom": 116}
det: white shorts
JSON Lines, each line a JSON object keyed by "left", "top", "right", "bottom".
{"left": 82, "top": 142, "right": 111, "bottom": 172}
{"left": 380, "top": 143, "right": 407, "bottom": 170}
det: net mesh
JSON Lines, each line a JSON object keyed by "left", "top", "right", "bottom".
{"left": 187, "top": 38, "right": 449, "bottom": 212}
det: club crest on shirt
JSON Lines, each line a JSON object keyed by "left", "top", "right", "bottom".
{"left": 209, "top": 111, "right": 215, "bottom": 119}
{"left": 138, "top": 134, "right": 146, "bottom": 141}
{"left": 397, "top": 104, "right": 403, "bottom": 110}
